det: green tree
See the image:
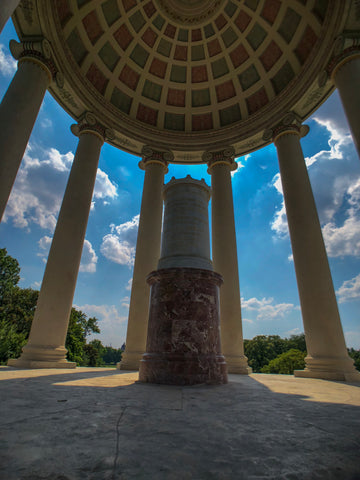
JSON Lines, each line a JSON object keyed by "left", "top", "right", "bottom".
{"left": 101, "top": 346, "right": 122, "bottom": 365}
{"left": 65, "top": 309, "right": 101, "bottom": 365}
{"left": 287, "top": 334, "right": 306, "bottom": 352}
{"left": 261, "top": 349, "right": 306, "bottom": 374}
{"left": 84, "top": 339, "right": 104, "bottom": 367}
{"left": 0, "top": 248, "right": 20, "bottom": 299}
{"left": 0, "top": 250, "right": 104, "bottom": 367}
{"left": 244, "top": 335, "right": 287, "bottom": 372}
{"left": 348, "top": 348, "right": 360, "bottom": 372}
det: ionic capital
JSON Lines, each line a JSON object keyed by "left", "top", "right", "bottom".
{"left": 9, "top": 38, "right": 62, "bottom": 85}
{"left": 263, "top": 112, "right": 309, "bottom": 144}
{"left": 324, "top": 33, "right": 360, "bottom": 82}
{"left": 70, "top": 112, "right": 114, "bottom": 144}
{"left": 139, "top": 146, "right": 172, "bottom": 172}
{"left": 203, "top": 147, "right": 237, "bottom": 173}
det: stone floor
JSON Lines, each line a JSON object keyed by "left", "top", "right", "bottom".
{"left": 1, "top": 367, "right": 359, "bottom": 480}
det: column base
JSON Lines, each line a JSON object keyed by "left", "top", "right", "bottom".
{"left": 139, "top": 268, "right": 228, "bottom": 385}
{"left": 117, "top": 350, "right": 143, "bottom": 371}
{"left": 224, "top": 354, "right": 252, "bottom": 374}
{"left": 7, "top": 344, "right": 76, "bottom": 369}
{"left": 139, "top": 353, "right": 228, "bottom": 386}
{"left": 294, "top": 355, "right": 360, "bottom": 382}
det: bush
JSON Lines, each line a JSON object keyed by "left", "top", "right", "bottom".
{"left": 261, "top": 349, "right": 306, "bottom": 374}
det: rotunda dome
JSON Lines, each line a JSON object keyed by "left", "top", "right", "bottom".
{"left": 11, "top": 0, "right": 353, "bottom": 161}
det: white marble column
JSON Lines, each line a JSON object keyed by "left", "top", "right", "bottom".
{"left": 204, "top": 148, "right": 251, "bottom": 374}
{"left": 8, "top": 113, "right": 112, "bottom": 368}
{"left": 269, "top": 119, "right": 359, "bottom": 381}
{"left": 119, "top": 146, "right": 171, "bottom": 371}
{"left": 0, "top": 0, "right": 19, "bottom": 34}
{"left": 0, "top": 39, "right": 55, "bottom": 222}
{"left": 328, "top": 35, "right": 360, "bottom": 158}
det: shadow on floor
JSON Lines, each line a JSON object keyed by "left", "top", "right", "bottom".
{"left": 1, "top": 367, "right": 359, "bottom": 480}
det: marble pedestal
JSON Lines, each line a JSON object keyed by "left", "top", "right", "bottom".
{"left": 139, "top": 268, "right": 227, "bottom": 385}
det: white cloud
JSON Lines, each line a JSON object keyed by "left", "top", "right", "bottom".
{"left": 270, "top": 106, "right": 360, "bottom": 259}
{"left": 75, "top": 303, "right": 127, "bottom": 348}
{"left": 270, "top": 174, "right": 289, "bottom": 237}
{"left": 3, "top": 145, "right": 117, "bottom": 232}
{"left": 37, "top": 235, "right": 97, "bottom": 273}
{"left": 241, "top": 296, "right": 298, "bottom": 322}
{"left": 79, "top": 240, "right": 98, "bottom": 273}
{"left": 94, "top": 169, "right": 118, "bottom": 200}
{"left": 100, "top": 215, "right": 139, "bottom": 266}
{"left": 322, "top": 178, "right": 360, "bottom": 257}
{"left": 242, "top": 318, "right": 254, "bottom": 324}
{"left": 126, "top": 278, "right": 132, "bottom": 291}
{"left": 232, "top": 154, "right": 250, "bottom": 176}
{"left": 336, "top": 273, "right": 360, "bottom": 303}
{"left": 0, "top": 44, "right": 17, "bottom": 76}
{"left": 121, "top": 295, "right": 130, "bottom": 309}
{"left": 37, "top": 235, "right": 52, "bottom": 262}
{"left": 284, "top": 327, "right": 302, "bottom": 337}
{"left": 40, "top": 118, "right": 53, "bottom": 129}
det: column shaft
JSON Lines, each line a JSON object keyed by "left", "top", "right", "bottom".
{"left": 333, "top": 56, "right": 360, "bottom": 158}
{"left": 119, "top": 157, "right": 168, "bottom": 370}
{"left": 0, "top": 0, "right": 19, "bottom": 34}
{"left": 275, "top": 130, "right": 359, "bottom": 381}
{"left": 0, "top": 59, "right": 51, "bottom": 221}
{"left": 208, "top": 155, "right": 251, "bottom": 374}
{"left": 8, "top": 131, "right": 103, "bottom": 368}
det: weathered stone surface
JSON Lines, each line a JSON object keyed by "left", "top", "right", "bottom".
{"left": 1, "top": 367, "right": 360, "bottom": 479}
{"left": 139, "top": 268, "right": 227, "bottom": 385}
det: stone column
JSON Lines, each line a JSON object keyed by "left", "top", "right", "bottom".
{"left": 265, "top": 116, "right": 359, "bottom": 381}
{"left": 139, "top": 176, "right": 227, "bottom": 385}
{"left": 8, "top": 113, "right": 112, "bottom": 368}
{"left": 204, "top": 148, "right": 251, "bottom": 374}
{"left": 0, "top": 0, "right": 20, "bottom": 34}
{"left": 119, "top": 147, "right": 171, "bottom": 371}
{"left": 0, "top": 39, "right": 58, "bottom": 222}
{"left": 326, "top": 35, "right": 360, "bottom": 158}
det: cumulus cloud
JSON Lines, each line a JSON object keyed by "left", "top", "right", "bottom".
{"left": 75, "top": 303, "right": 127, "bottom": 348}
{"left": 94, "top": 169, "right": 118, "bottom": 200}
{"left": 126, "top": 278, "right": 132, "bottom": 291}
{"left": 121, "top": 295, "right": 130, "bottom": 309}
{"left": 0, "top": 44, "right": 17, "bottom": 76}
{"left": 336, "top": 273, "right": 360, "bottom": 304}
{"left": 37, "top": 235, "right": 53, "bottom": 262}
{"left": 231, "top": 154, "right": 250, "bottom": 177}
{"left": 100, "top": 215, "right": 139, "bottom": 266}
{"left": 3, "top": 144, "right": 117, "bottom": 232}
{"left": 241, "top": 296, "right": 298, "bottom": 322}
{"left": 270, "top": 105, "right": 360, "bottom": 259}
{"left": 79, "top": 240, "right": 98, "bottom": 273}
{"left": 322, "top": 178, "right": 360, "bottom": 257}
{"left": 37, "top": 235, "right": 98, "bottom": 272}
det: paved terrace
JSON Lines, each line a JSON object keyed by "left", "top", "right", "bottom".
{"left": 1, "top": 367, "right": 359, "bottom": 480}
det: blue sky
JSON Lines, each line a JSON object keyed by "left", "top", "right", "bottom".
{"left": 1, "top": 20, "right": 360, "bottom": 349}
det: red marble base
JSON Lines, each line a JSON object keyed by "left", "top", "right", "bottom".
{"left": 139, "top": 268, "right": 228, "bottom": 385}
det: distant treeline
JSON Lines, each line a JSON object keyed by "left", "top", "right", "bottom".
{"left": 1, "top": 248, "right": 359, "bottom": 372}
{"left": 244, "top": 334, "right": 360, "bottom": 374}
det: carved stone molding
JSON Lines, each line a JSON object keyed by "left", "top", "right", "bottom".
{"left": 9, "top": 38, "right": 57, "bottom": 82}
{"left": 263, "top": 112, "right": 310, "bottom": 143}
{"left": 203, "top": 146, "right": 237, "bottom": 172}
{"left": 70, "top": 112, "right": 115, "bottom": 143}
{"left": 139, "top": 146, "right": 173, "bottom": 171}
{"left": 326, "top": 33, "right": 360, "bottom": 80}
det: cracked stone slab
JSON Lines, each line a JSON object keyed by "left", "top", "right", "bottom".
{"left": 0, "top": 367, "right": 359, "bottom": 479}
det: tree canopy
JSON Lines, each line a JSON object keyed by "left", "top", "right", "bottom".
{"left": 0, "top": 248, "right": 123, "bottom": 366}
